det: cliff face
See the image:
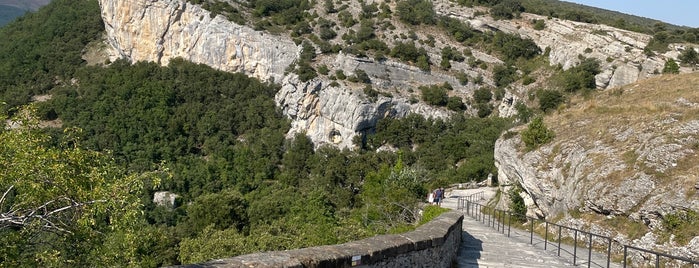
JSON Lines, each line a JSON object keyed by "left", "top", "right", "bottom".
{"left": 98, "top": 0, "right": 692, "bottom": 148}
{"left": 99, "top": 0, "right": 297, "bottom": 83}
{"left": 436, "top": 3, "right": 682, "bottom": 90}
{"left": 494, "top": 73, "right": 699, "bottom": 259}
{"left": 98, "top": 0, "right": 453, "bottom": 148}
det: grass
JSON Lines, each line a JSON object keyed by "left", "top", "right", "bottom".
{"left": 543, "top": 73, "right": 699, "bottom": 185}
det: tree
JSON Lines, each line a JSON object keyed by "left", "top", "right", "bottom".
{"left": 396, "top": 0, "right": 436, "bottom": 25}
{"left": 473, "top": 87, "right": 493, "bottom": 103}
{"left": 508, "top": 184, "right": 527, "bottom": 222}
{"left": 679, "top": 48, "right": 699, "bottom": 66}
{"left": 559, "top": 58, "right": 600, "bottom": 92}
{"left": 663, "top": 59, "right": 680, "bottom": 74}
{"left": 0, "top": 108, "right": 163, "bottom": 266}
{"left": 538, "top": 89, "right": 564, "bottom": 112}
{"left": 521, "top": 116, "right": 555, "bottom": 150}
{"left": 181, "top": 189, "right": 248, "bottom": 237}
{"left": 493, "top": 64, "right": 518, "bottom": 87}
{"left": 447, "top": 96, "right": 465, "bottom": 111}
{"left": 420, "top": 85, "right": 448, "bottom": 106}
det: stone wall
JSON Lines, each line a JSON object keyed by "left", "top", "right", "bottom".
{"left": 177, "top": 211, "right": 463, "bottom": 268}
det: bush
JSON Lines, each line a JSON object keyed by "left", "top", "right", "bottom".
{"left": 335, "top": 70, "right": 346, "bottom": 80}
{"left": 532, "top": 19, "right": 545, "bottom": 30}
{"left": 391, "top": 41, "right": 431, "bottom": 71}
{"left": 492, "top": 32, "right": 541, "bottom": 62}
{"left": 559, "top": 58, "right": 600, "bottom": 92}
{"left": 508, "top": 185, "right": 527, "bottom": 222}
{"left": 473, "top": 87, "right": 493, "bottom": 103}
{"left": 663, "top": 59, "right": 680, "bottom": 74}
{"left": 353, "top": 69, "right": 371, "bottom": 84}
{"left": 679, "top": 48, "right": 699, "bottom": 66}
{"left": 521, "top": 116, "right": 555, "bottom": 150}
{"left": 447, "top": 96, "right": 465, "bottom": 111}
{"left": 493, "top": 64, "right": 518, "bottom": 88}
{"left": 438, "top": 17, "right": 474, "bottom": 42}
{"left": 490, "top": 0, "right": 523, "bottom": 20}
{"left": 363, "top": 85, "right": 379, "bottom": 101}
{"left": 476, "top": 103, "right": 493, "bottom": 118}
{"left": 396, "top": 0, "right": 436, "bottom": 25}
{"left": 420, "top": 85, "right": 448, "bottom": 106}
{"left": 515, "top": 101, "right": 533, "bottom": 123}
{"left": 456, "top": 71, "right": 469, "bottom": 85}
{"left": 537, "top": 89, "right": 564, "bottom": 112}
{"left": 419, "top": 205, "right": 450, "bottom": 225}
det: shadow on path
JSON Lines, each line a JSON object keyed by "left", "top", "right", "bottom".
{"left": 457, "top": 231, "right": 483, "bottom": 267}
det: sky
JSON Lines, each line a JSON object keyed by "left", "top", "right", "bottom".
{"left": 563, "top": 0, "right": 699, "bottom": 28}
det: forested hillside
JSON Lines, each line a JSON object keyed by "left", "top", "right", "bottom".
{"left": 0, "top": 0, "right": 508, "bottom": 266}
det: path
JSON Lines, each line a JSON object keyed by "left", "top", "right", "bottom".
{"left": 442, "top": 187, "right": 621, "bottom": 268}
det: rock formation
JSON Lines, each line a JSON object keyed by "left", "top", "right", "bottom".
{"left": 494, "top": 73, "right": 699, "bottom": 260}
{"left": 99, "top": 0, "right": 298, "bottom": 83}
{"left": 98, "top": 0, "right": 692, "bottom": 148}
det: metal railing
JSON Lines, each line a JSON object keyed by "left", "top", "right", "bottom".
{"left": 623, "top": 244, "right": 699, "bottom": 268}
{"left": 458, "top": 194, "right": 699, "bottom": 268}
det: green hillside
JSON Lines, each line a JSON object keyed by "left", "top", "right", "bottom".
{"left": 0, "top": 0, "right": 508, "bottom": 266}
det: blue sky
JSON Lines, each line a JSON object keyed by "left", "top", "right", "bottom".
{"left": 563, "top": 0, "right": 699, "bottom": 28}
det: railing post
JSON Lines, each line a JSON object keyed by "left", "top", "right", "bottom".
{"left": 530, "top": 219, "right": 534, "bottom": 245}
{"left": 573, "top": 231, "right": 578, "bottom": 266}
{"left": 623, "top": 246, "right": 627, "bottom": 268}
{"left": 498, "top": 210, "right": 502, "bottom": 232}
{"left": 655, "top": 254, "right": 659, "bottom": 268}
{"left": 507, "top": 212, "right": 511, "bottom": 237}
{"left": 557, "top": 226, "right": 562, "bottom": 256}
{"left": 544, "top": 222, "right": 549, "bottom": 250}
{"left": 607, "top": 238, "right": 611, "bottom": 268}
{"left": 588, "top": 233, "right": 592, "bottom": 268}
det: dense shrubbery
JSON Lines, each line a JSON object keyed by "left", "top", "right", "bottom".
{"left": 395, "top": 0, "right": 436, "bottom": 25}
{"left": 364, "top": 114, "right": 512, "bottom": 184}
{"left": 679, "top": 48, "right": 699, "bottom": 66}
{"left": 420, "top": 84, "right": 449, "bottom": 106}
{"left": 557, "top": 57, "right": 600, "bottom": 92}
{"left": 489, "top": 0, "right": 524, "bottom": 20}
{"left": 492, "top": 32, "right": 541, "bottom": 62}
{"left": 493, "top": 64, "right": 518, "bottom": 87}
{"left": 0, "top": 0, "right": 103, "bottom": 115}
{"left": 390, "top": 41, "right": 431, "bottom": 71}
{"left": 537, "top": 89, "right": 564, "bottom": 112}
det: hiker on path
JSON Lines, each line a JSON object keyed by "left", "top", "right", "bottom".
{"left": 433, "top": 188, "right": 442, "bottom": 206}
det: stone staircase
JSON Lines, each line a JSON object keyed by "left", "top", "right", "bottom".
{"left": 442, "top": 188, "right": 621, "bottom": 268}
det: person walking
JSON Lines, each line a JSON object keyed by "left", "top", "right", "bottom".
{"left": 438, "top": 187, "right": 445, "bottom": 206}
{"left": 433, "top": 188, "right": 442, "bottom": 206}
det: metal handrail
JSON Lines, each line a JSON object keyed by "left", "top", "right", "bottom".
{"left": 623, "top": 244, "right": 699, "bottom": 268}
{"left": 458, "top": 194, "right": 699, "bottom": 268}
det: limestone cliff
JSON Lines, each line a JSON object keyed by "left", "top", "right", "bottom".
{"left": 98, "top": 0, "right": 453, "bottom": 148}
{"left": 435, "top": 2, "right": 688, "bottom": 90}
{"left": 494, "top": 73, "right": 699, "bottom": 259}
{"left": 98, "top": 0, "right": 694, "bottom": 148}
{"left": 99, "top": 0, "right": 297, "bottom": 82}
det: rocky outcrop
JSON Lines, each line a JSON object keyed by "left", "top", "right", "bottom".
{"left": 99, "top": 0, "right": 298, "bottom": 82}
{"left": 276, "top": 73, "right": 447, "bottom": 148}
{"left": 99, "top": 0, "right": 694, "bottom": 148}
{"left": 437, "top": 4, "right": 687, "bottom": 90}
{"left": 98, "top": 0, "right": 454, "bottom": 148}
{"left": 494, "top": 73, "right": 699, "bottom": 260}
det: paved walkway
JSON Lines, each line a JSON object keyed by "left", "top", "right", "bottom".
{"left": 441, "top": 187, "right": 621, "bottom": 268}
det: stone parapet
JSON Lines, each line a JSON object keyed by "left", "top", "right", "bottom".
{"left": 176, "top": 211, "right": 463, "bottom": 268}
